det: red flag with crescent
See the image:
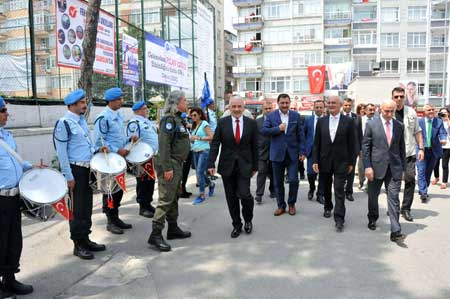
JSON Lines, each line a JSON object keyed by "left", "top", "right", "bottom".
{"left": 52, "top": 197, "right": 71, "bottom": 220}
{"left": 308, "top": 65, "right": 326, "bottom": 94}
{"left": 142, "top": 159, "right": 156, "bottom": 180}
{"left": 115, "top": 172, "right": 127, "bottom": 192}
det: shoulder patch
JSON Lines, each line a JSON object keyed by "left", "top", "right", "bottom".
{"left": 165, "top": 122, "right": 173, "bottom": 131}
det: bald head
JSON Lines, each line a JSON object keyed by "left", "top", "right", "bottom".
{"left": 380, "top": 99, "right": 396, "bottom": 121}
{"left": 230, "top": 97, "right": 245, "bottom": 118}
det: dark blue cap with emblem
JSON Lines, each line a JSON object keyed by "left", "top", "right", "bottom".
{"left": 64, "top": 89, "right": 86, "bottom": 105}
{"left": 0, "top": 96, "right": 4, "bottom": 108}
{"left": 104, "top": 87, "right": 123, "bottom": 102}
{"left": 132, "top": 100, "right": 146, "bottom": 111}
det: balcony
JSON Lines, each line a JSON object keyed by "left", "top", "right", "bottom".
{"left": 232, "top": 0, "right": 263, "bottom": 7}
{"left": 324, "top": 11, "right": 352, "bottom": 25}
{"left": 35, "top": 45, "right": 51, "bottom": 56}
{"left": 324, "top": 37, "right": 352, "bottom": 50}
{"left": 353, "top": 0, "right": 377, "bottom": 5}
{"left": 232, "top": 66, "right": 263, "bottom": 78}
{"left": 232, "top": 15, "right": 263, "bottom": 31}
{"left": 233, "top": 40, "right": 263, "bottom": 54}
{"left": 353, "top": 10, "right": 377, "bottom": 29}
{"left": 34, "top": 24, "right": 53, "bottom": 36}
{"left": 352, "top": 47, "right": 377, "bottom": 55}
{"left": 234, "top": 90, "right": 263, "bottom": 100}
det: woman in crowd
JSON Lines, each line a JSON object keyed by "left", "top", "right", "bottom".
{"left": 356, "top": 103, "right": 366, "bottom": 117}
{"left": 432, "top": 107, "right": 450, "bottom": 189}
{"left": 189, "top": 107, "right": 215, "bottom": 204}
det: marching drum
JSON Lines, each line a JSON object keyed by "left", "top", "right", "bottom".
{"left": 90, "top": 152, "right": 127, "bottom": 194}
{"left": 19, "top": 168, "right": 68, "bottom": 221}
{"left": 125, "top": 142, "right": 154, "bottom": 177}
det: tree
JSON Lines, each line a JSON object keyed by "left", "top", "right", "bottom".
{"left": 78, "top": 0, "right": 102, "bottom": 119}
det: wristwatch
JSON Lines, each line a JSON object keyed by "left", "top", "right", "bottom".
{"left": 419, "top": 147, "right": 424, "bottom": 151}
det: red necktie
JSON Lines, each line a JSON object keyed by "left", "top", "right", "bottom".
{"left": 235, "top": 119, "right": 240, "bottom": 144}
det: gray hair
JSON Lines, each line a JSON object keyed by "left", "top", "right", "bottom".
{"left": 164, "top": 90, "right": 185, "bottom": 114}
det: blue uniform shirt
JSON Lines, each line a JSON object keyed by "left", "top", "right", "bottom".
{"left": 0, "top": 128, "right": 32, "bottom": 189}
{"left": 126, "top": 115, "right": 159, "bottom": 153}
{"left": 54, "top": 111, "right": 94, "bottom": 181}
{"left": 94, "top": 107, "right": 127, "bottom": 153}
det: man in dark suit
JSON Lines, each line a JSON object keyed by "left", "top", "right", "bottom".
{"left": 417, "top": 104, "right": 448, "bottom": 202}
{"left": 255, "top": 101, "right": 275, "bottom": 204}
{"left": 312, "top": 95, "right": 356, "bottom": 232}
{"left": 362, "top": 100, "right": 406, "bottom": 243}
{"left": 304, "top": 100, "right": 325, "bottom": 204}
{"left": 342, "top": 98, "right": 363, "bottom": 202}
{"left": 208, "top": 97, "right": 258, "bottom": 238}
{"left": 262, "top": 94, "right": 306, "bottom": 216}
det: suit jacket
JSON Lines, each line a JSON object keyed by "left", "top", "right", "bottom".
{"left": 304, "top": 114, "right": 318, "bottom": 158}
{"left": 312, "top": 114, "right": 356, "bottom": 174}
{"left": 261, "top": 109, "right": 306, "bottom": 162}
{"left": 256, "top": 116, "right": 270, "bottom": 161}
{"left": 362, "top": 116, "right": 406, "bottom": 180}
{"left": 343, "top": 111, "right": 363, "bottom": 154}
{"left": 418, "top": 117, "right": 448, "bottom": 158}
{"left": 208, "top": 115, "right": 258, "bottom": 178}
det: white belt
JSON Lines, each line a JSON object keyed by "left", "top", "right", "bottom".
{"left": 71, "top": 162, "right": 90, "bottom": 168}
{"left": 0, "top": 187, "right": 19, "bottom": 197}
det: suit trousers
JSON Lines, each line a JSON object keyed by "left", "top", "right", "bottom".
{"left": 344, "top": 166, "right": 356, "bottom": 195}
{"left": 69, "top": 165, "right": 93, "bottom": 241}
{"left": 401, "top": 156, "right": 416, "bottom": 212}
{"left": 367, "top": 167, "right": 402, "bottom": 233}
{"left": 222, "top": 164, "right": 254, "bottom": 228}
{"left": 102, "top": 190, "right": 124, "bottom": 216}
{"left": 272, "top": 153, "right": 299, "bottom": 209}
{"left": 256, "top": 159, "right": 274, "bottom": 197}
{"left": 136, "top": 174, "right": 155, "bottom": 211}
{"left": 0, "top": 195, "right": 22, "bottom": 276}
{"left": 321, "top": 169, "right": 346, "bottom": 224}
{"left": 307, "top": 157, "right": 324, "bottom": 196}
{"left": 417, "top": 148, "right": 438, "bottom": 195}
{"left": 433, "top": 148, "right": 450, "bottom": 183}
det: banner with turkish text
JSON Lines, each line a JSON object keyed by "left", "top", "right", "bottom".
{"left": 308, "top": 65, "right": 326, "bottom": 94}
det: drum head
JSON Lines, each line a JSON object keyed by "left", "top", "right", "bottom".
{"left": 19, "top": 168, "right": 68, "bottom": 205}
{"left": 126, "top": 142, "right": 154, "bottom": 164}
{"left": 90, "top": 152, "right": 127, "bottom": 175}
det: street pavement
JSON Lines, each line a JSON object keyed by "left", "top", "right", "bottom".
{"left": 19, "top": 172, "right": 450, "bottom": 299}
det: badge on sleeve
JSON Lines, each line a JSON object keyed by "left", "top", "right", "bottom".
{"left": 165, "top": 122, "right": 173, "bottom": 131}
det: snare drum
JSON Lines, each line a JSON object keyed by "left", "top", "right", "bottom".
{"left": 125, "top": 142, "right": 154, "bottom": 177}
{"left": 19, "top": 168, "right": 68, "bottom": 221}
{"left": 90, "top": 152, "right": 127, "bottom": 194}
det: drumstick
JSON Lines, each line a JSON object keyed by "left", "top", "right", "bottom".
{"left": 100, "top": 137, "right": 109, "bottom": 166}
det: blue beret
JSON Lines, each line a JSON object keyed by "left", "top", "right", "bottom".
{"left": 132, "top": 100, "right": 146, "bottom": 111}
{"left": 64, "top": 89, "right": 85, "bottom": 105}
{"left": 0, "top": 96, "right": 4, "bottom": 108}
{"left": 104, "top": 87, "right": 123, "bottom": 101}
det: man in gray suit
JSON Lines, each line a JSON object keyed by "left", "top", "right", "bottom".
{"left": 362, "top": 100, "right": 406, "bottom": 243}
{"left": 255, "top": 101, "right": 275, "bottom": 203}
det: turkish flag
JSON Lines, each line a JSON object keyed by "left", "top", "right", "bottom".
{"left": 308, "top": 65, "right": 326, "bottom": 94}
{"left": 52, "top": 197, "right": 71, "bottom": 220}
{"left": 142, "top": 159, "right": 156, "bottom": 180}
{"left": 244, "top": 43, "right": 253, "bottom": 52}
{"left": 115, "top": 172, "right": 127, "bottom": 192}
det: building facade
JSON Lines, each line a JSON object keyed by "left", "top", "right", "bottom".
{"left": 224, "top": 29, "right": 237, "bottom": 104}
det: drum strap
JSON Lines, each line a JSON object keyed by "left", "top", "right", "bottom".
{"left": 0, "top": 138, "right": 25, "bottom": 165}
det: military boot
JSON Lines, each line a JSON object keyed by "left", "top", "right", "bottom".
{"left": 2, "top": 274, "right": 33, "bottom": 295}
{"left": 148, "top": 229, "right": 171, "bottom": 252}
{"left": 167, "top": 223, "right": 192, "bottom": 240}
{"left": 106, "top": 215, "right": 123, "bottom": 235}
{"left": 112, "top": 213, "right": 132, "bottom": 229}
{"left": 73, "top": 240, "right": 94, "bottom": 260}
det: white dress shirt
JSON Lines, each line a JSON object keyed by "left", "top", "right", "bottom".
{"left": 279, "top": 110, "right": 289, "bottom": 132}
{"left": 232, "top": 115, "right": 244, "bottom": 138}
{"left": 329, "top": 113, "right": 341, "bottom": 142}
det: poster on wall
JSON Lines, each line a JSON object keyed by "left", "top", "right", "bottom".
{"left": 399, "top": 80, "right": 420, "bottom": 108}
{"left": 196, "top": 1, "right": 215, "bottom": 99}
{"left": 122, "top": 33, "right": 140, "bottom": 86}
{"left": 144, "top": 32, "right": 189, "bottom": 89}
{"left": 326, "top": 62, "right": 352, "bottom": 91}
{"left": 56, "top": 0, "right": 116, "bottom": 76}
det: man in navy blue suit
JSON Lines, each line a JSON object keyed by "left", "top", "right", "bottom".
{"left": 417, "top": 104, "right": 448, "bottom": 202}
{"left": 262, "top": 94, "right": 306, "bottom": 216}
{"left": 304, "top": 100, "right": 325, "bottom": 204}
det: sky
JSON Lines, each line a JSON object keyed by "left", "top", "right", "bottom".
{"left": 224, "top": 0, "right": 237, "bottom": 34}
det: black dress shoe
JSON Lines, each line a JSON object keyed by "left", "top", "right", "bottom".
{"left": 307, "top": 190, "right": 314, "bottom": 201}
{"left": 244, "top": 222, "right": 252, "bottom": 234}
{"left": 73, "top": 242, "right": 94, "bottom": 260}
{"left": 316, "top": 195, "right": 325, "bottom": 205}
{"left": 167, "top": 224, "right": 191, "bottom": 240}
{"left": 335, "top": 222, "right": 344, "bottom": 232}
{"left": 106, "top": 222, "right": 123, "bottom": 235}
{"left": 390, "top": 231, "right": 406, "bottom": 242}
{"left": 179, "top": 191, "right": 192, "bottom": 198}
{"left": 2, "top": 278, "right": 33, "bottom": 295}
{"left": 85, "top": 238, "right": 106, "bottom": 252}
{"left": 148, "top": 230, "right": 171, "bottom": 252}
{"left": 346, "top": 194, "right": 354, "bottom": 202}
{"left": 231, "top": 227, "right": 242, "bottom": 238}
{"left": 401, "top": 210, "right": 413, "bottom": 222}
{"left": 255, "top": 196, "right": 262, "bottom": 204}
{"left": 368, "top": 221, "right": 376, "bottom": 231}
{"left": 0, "top": 289, "right": 16, "bottom": 299}
{"left": 139, "top": 209, "right": 154, "bottom": 218}
{"left": 420, "top": 194, "right": 428, "bottom": 203}
{"left": 114, "top": 217, "right": 132, "bottom": 229}
{"left": 323, "top": 210, "right": 332, "bottom": 218}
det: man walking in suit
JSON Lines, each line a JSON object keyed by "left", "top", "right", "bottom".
{"left": 304, "top": 100, "right": 325, "bottom": 204}
{"left": 208, "top": 97, "right": 258, "bottom": 238}
{"left": 262, "top": 94, "right": 306, "bottom": 216}
{"left": 255, "top": 101, "right": 275, "bottom": 204}
{"left": 312, "top": 95, "right": 356, "bottom": 232}
{"left": 358, "top": 103, "right": 376, "bottom": 191}
{"left": 362, "top": 100, "right": 406, "bottom": 243}
{"left": 342, "top": 98, "right": 363, "bottom": 202}
{"left": 417, "top": 104, "right": 447, "bottom": 202}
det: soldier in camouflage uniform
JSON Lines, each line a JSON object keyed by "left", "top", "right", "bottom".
{"left": 148, "top": 90, "right": 192, "bottom": 252}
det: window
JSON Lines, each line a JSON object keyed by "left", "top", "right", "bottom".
{"left": 6, "top": 0, "right": 27, "bottom": 10}
{"left": 293, "top": 76, "right": 309, "bottom": 93}
{"left": 239, "top": 78, "right": 261, "bottom": 92}
{"left": 264, "top": 52, "right": 291, "bottom": 68}
{"left": 408, "top": 6, "right": 427, "bottom": 21}
{"left": 130, "top": 9, "right": 160, "bottom": 25}
{"left": 263, "top": 27, "right": 291, "bottom": 44}
{"left": 381, "top": 7, "right": 399, "bottom": 22}
{"left": 292, "top": 51, "right": 321, "bottom": 67}
{"left": 325, "top": 27, "right": 350, "bottom": 39}
{"left": 381, "top": 33, "right": 399, "bottom": 48}
{"left": 292, "top": 0, "right": 320, "bottom": 17}
{"left": 293, "top": 25, "right": 322, "bottom": 43}
{"left": 353, "top": 30, "right": 377, "bottom": 46}
{"left": 6, "top": 38, "right": 30, "bottom": 51}
{"left": 429, "top": 83, "right": 444, "bottom": 96}
{"left": 102, "top": 0, "right": 115, "bottom": 5}
{"left": 264, "top": 76, "right": 291, "bottom": 93}
{"left": 407, "top": 59, "right": 425, "bottom": 73}
{"left": 407, "top": 32, "right": 426, "bottom": 48}
{"left": 51, "top": 75, "right": 74, "bottom": 89}
{"left": 432, "top": 7, "right": 449, "bottom": 19}
{"left": 380, "top": 59, "right": 399, "bottom": 73}
{"left": 431, "top": 32, "right": 446, "bottom": 47}
{"left": 353, "top": 7, "right": 377, "bottom": 22}
{"left": 239, "top": 55, "right": 260, "bottom": 67}
{"left": 430, "top": 58, "right": 445, "bottom": 72}
{"left": 325, "top": 52, "right": 351, "bottom": 64}
{"left": 264, "top": 2, "right": 289, "bottom": 19}
{"left": 45, "top": 56, "right": 56, "bottom": 70}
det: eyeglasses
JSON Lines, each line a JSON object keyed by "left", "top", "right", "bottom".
{"left": 0, "top": 108, "right": 7, "bottom": 113}
{"left": 393, "top": 95, "right": 405, "bottom": 99}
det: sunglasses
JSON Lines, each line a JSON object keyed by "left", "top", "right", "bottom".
{"left": 393, "top": 95, "right": 405, "bottom": 99}
{"left": 0, "top": 108, "right": 7, "bottom": 113}
{"left": 190, "top": 113, "right": 198, "bottom": 117}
